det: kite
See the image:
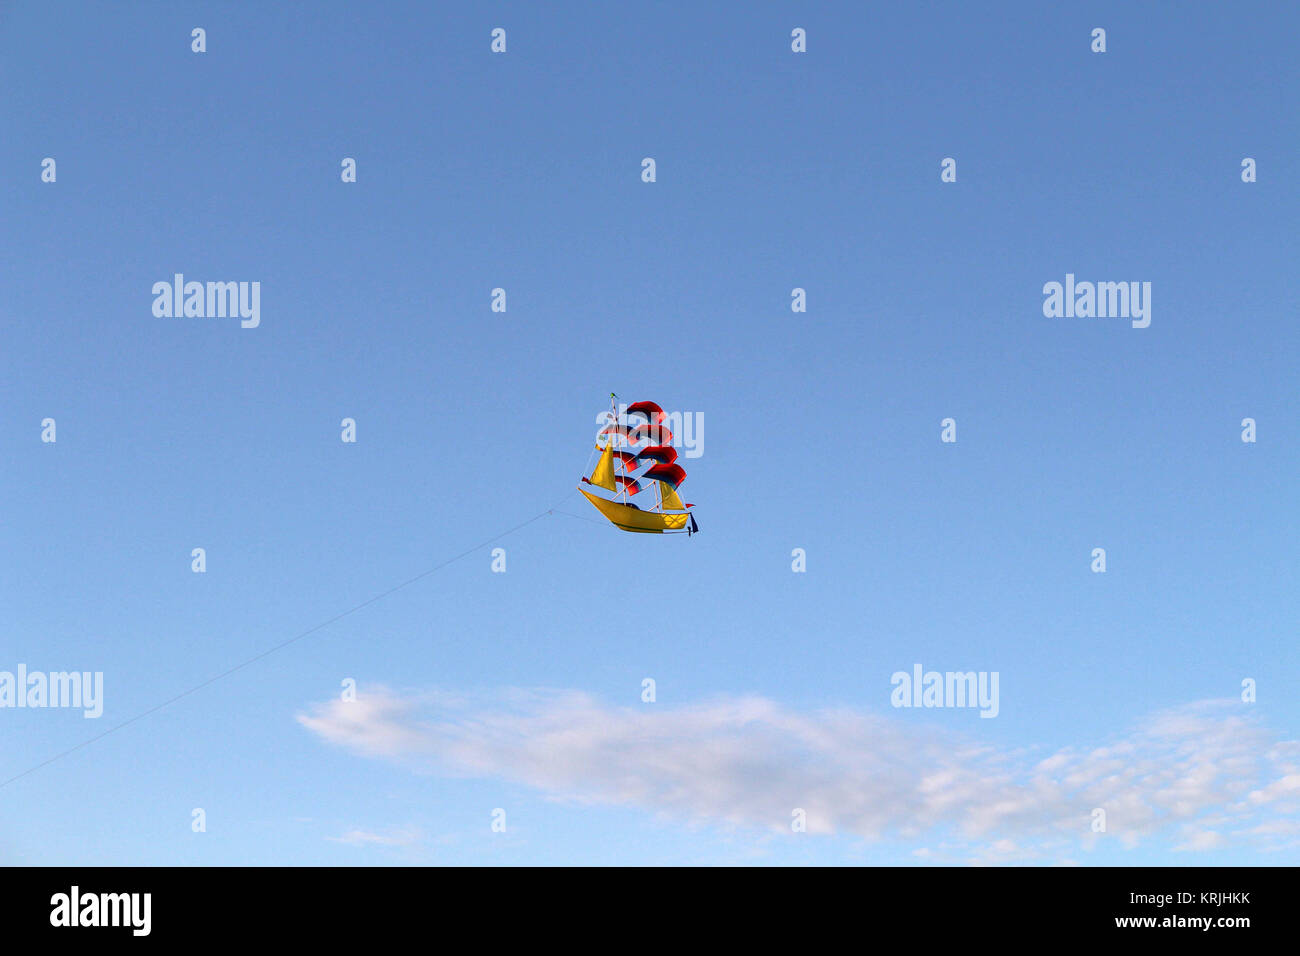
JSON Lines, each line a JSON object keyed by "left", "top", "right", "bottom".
{"left": 579, "top": 394, "right": 699, "bottom": 535}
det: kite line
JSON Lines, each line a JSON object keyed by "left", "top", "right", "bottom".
{"left": 0, "top": 495, "right": 582, "bottom": 791}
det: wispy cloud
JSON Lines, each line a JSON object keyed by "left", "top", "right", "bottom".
{"left": 297, "top": 688, "right": 1300, "bottom": 861}
{"left": 326, "top": 826, "right": 423, "bottom": 848}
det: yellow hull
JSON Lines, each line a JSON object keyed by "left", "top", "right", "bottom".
{"left": 579, "top": 487, "right": 690, "bottom": 533}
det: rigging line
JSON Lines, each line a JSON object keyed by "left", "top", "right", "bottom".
{"left": 0, "top": 506, "right": 559, "bottom": 791}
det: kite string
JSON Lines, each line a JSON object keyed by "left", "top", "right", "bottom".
{"left": 550, "top": 507, "right": 613, "bottom": 528}
{"left": 0, "top": 493, "right": 583, "bottom": 791}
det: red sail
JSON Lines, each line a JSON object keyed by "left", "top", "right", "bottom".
{"left": 637, "top": 445, "right": 677, "bottom": 466}
{"left": 628, "top": 423, "right": 672, "bottom": 446}
{"left": 626, "top": 401, "right": 665, "bottom": 423}
{"left": 614, "top": 475, "right": 643, "bottom": 496}
{"left": 599, "top": 424, "right": 636, "bottom": 444}
{"left": 643, "top": 463, "right": 686, "bottom": 489}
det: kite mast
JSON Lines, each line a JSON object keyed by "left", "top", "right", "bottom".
{"left": 610, "top": 392, "right": 627, "bottom": 505}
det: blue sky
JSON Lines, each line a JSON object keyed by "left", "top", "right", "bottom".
{"left": 2, "top": 0, "right": 1298, "bottom": 865}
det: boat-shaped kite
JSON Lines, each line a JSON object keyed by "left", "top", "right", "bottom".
{"left": 579, "top": 395, "right": 699, "bottom": 535}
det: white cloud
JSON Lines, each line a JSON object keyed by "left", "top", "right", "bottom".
{"left": 1246, "top": 773, "right": 1300, "bottom": 805}
{"left": 327, "top": 826, "right": 422, "bottom": 848}
{"left": 1173, "top": 827, "right": 1227, "bottom": 852}
{"left": 297, "top": 689, "right": 1298, "bottom": 860}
